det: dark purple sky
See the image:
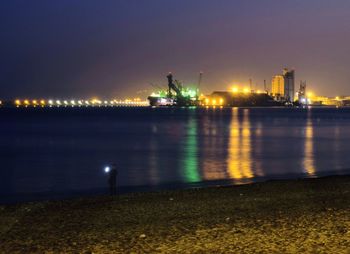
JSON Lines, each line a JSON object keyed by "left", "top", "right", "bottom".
{"left": 1, "top": 0, "right": 350, "bottom": 99}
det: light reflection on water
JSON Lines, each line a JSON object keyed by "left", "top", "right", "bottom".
{"left": 227, "top": 108, "right": 253, "bottom": 183}
{"left": 303, "top": 110, "right": 316, "bottom": 176}
{"left": 183, "top": 117, "right": 201, "bottom": 183}
{"left": 2, "top": 107, "right": 350, "bottom": 202}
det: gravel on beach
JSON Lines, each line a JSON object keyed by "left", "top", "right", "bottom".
{"left": 1, "top": 176, "right": 350, "bottom": 253}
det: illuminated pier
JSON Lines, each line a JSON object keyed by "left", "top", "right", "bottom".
{"left": 4, "top": 98, "right": 149, "bottom": 108}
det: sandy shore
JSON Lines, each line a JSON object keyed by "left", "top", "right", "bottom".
{"left": 1, "top": 176, "right": 350, "bottom": 253}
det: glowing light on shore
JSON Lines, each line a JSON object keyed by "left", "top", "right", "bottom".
{"left": 232, "top": 87, "right": 239, "bottom": 93}
{"left": 10, "top": 97, "right": 149, "bottom": 108}
{"left": 243, "top": 88, "right": 250, "bottom": 94}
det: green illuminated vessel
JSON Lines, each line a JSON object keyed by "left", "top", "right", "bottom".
{"left": 148, "top": 73, "right": 199, "bottom": 107}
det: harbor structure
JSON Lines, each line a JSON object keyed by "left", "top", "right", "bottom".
{"left": 271, "top": 68, "right": 295, "bottom": 102}
{"left": 283, "top": 68, "right": 295, "bottom": 102}
{"left": 271, "top": 75, "right": 285, "bottom": 100}
{"left": 297, "top": 81, "right": 307, "bottom": 104}
{"left": 202, "top": 90, "right": 281, "bottom": 107}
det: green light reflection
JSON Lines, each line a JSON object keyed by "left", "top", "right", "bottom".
{"left": 183, "top": 117, "right": 201, "bottom": 183}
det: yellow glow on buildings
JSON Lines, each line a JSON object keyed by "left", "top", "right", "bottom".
{"left": 231, "top": 87, "right": 239, "bottom": 93}
{"left": 271, "top": 75, "right": 284, "bottom": 97}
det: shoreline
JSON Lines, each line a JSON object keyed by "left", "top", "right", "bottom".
{"left": 1, "top": 175, "right": 350, "bottom": 253}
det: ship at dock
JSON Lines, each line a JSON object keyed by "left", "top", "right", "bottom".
{"left": 148, "top": 73, "right": 199, "bottom": 107}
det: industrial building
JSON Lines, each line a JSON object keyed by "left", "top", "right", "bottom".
{"left": 202, "top": 91, "right": 281, "bottom": 107}
{"left": 271, "top": 75, "right": 284, "bottom": 100}
{"left": 271, "top": 68, "right": 295, "bottom": 102}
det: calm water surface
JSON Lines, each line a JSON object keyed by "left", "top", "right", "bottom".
{"left": 1, "top": 107, "right": 350, "bottom": 203}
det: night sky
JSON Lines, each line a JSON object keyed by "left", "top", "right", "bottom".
{"left": 1, "top": 0, "right": 350, "bottom": 99}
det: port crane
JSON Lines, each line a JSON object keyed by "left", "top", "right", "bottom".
{"left": 148, "top": 73, "right": 199, "bottom": 106}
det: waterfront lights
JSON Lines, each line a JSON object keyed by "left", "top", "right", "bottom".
{"left": 243, "top": 88, "right": 250, "bottom": 94}
{"left": 104, "top": 166, "right": 110, "bottom": 173}
{"left": 232, "top": 87, "right": 239, "bottom": 93}
{"left": 10, "top": 97, "right": 149, "bottom": 108}
{"left": 219, "top": 98, "right": 224, "bottom": 105}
